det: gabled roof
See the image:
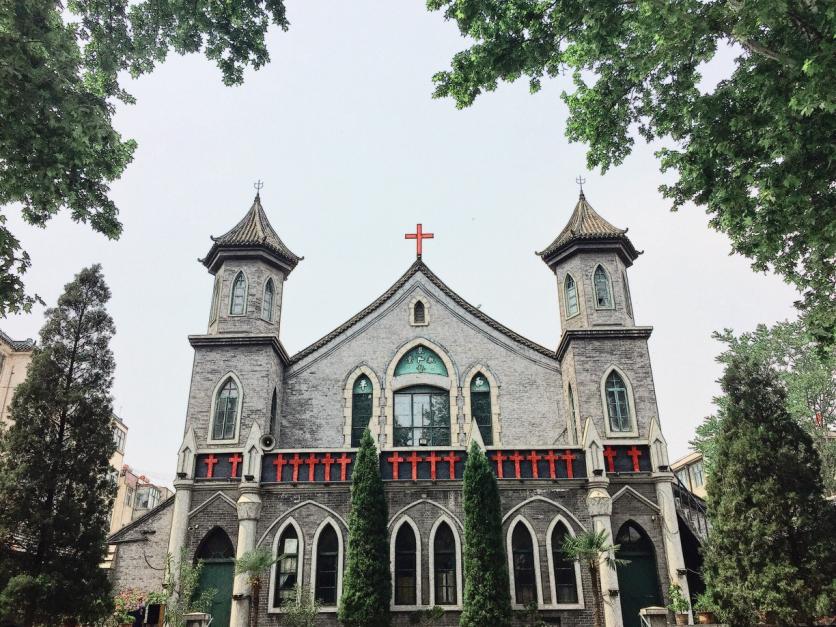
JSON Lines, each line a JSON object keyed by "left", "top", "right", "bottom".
{"left": 0, "top": 329, "right": 35, "bottom": 352}
{"left": 201, "top": 194, "right": 302, "bottom": 273}
{"left": 289, "top": 259, "right": 556, "bottom": 364}
{"left": 107, "top": 495, "right": 175, "bottom": 543}
{"left": 537, "top": 192, "right": 640, "bottom": 267}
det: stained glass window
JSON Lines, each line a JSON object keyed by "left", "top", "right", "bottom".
{"left": 262, "top": 278, "right": 275, "bottom": 321}
{"left": 605, "top": 371, "right": 631, "bottom": 432}
{"left": 551, "top": 523, "right": 578, "bottom": 603}
{"left": 315, "top": 525, "right": 339, "bottom": 605}
{"left": 274, "top": 526, "right": 298, "bottom": 607}
{"left": 394, "top": 345, "right": 448, "bottom": 377}
{"left": 434, "top": 523, "right": 457, "bottom": 605}
{"left": 394, "top": 386, "right": 450, "bottom": 446}
{"left": 512, "top": 523, "right": 536, "bottom": 604}
{"left": 213, "top": 378, "right": 239, "bottom": 440}
{"left": 351, "top": 375, "right": 373, "bottom": 446}
{"left": 564, "top": 274, "right": 579, "bottom": 317}
{"left": 593, "top": 266, "right": 613, "bottom": 309}
{"left": 394, "top": 524, "right": 417, "bottom": 605}
{"left": 414, "top": 301, "right": 426, "bottom": 324}
{"left": 470, "top": 374, "right": 493, "bottom": 445}
{"left": 230, "top": 272, "right": 247, "bottom": 315}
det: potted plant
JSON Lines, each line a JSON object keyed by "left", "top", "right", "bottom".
{"left": 667, "top": 582, "right": 691, "bottom": 625}
{"left": 693, "top": 592, "right": 718, "bottom": 624}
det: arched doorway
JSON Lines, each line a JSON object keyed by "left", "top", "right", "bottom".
{"left": 194, "top": 527, "right": 235, "bottom": 627}
{"left": 615, "top": 521, "right": 661, "bottom": 627}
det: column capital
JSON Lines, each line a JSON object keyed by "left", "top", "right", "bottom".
{"left": 236, "top": 486, "right": 262, "bottom": 521}
{"left": 586, "top": 485, "right": 613, "bottom": 518}
{"left": 173, "top": 478, "right": 195, "bottom": 491}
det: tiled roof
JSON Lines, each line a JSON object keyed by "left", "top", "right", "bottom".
{"left": 537, "top": 192, "right": 638, "bottom": 263}
{"left": 289, "top": 259, "right": 556, "bottom": 364}
{"left": 0, "top": 329, "right": 35, "bottom": 351}
{"left": 202, "top": 194, "right": 302, "bottom": 271}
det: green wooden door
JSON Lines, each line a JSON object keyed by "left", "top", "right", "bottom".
{"left": 198, "top": 560, "right": 234, "bottom": 627}
{"left": 615, "top": 522, "right": 661, "bottom": 627}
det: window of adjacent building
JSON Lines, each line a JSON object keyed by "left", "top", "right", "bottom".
{"left": 551, "top": 523, "right": 578, "bottom": 604}
{"left": 512, "top": 523, "right": 536, "bottom": 605}
{"left": 564, "top": 274, "right": 579, "bottom": 317}
{"left": 622, "top": 271, "right": 633, "bottom": 318}
{"left": 269, "top": 388, "right": 278, "bottom": 436}
{"left": 113, "top": 426, "right": 125, "bottom": 453}
{"left": 394, "top": 386, "right": 450, "bottom": 446}
{"left": 135, "top": 485, "right": 159, "bottom": 509}
{"left": 470, "top": 374, "right": 493, "bottom": 445}
{"left": 230, "top": 271, "right": 247, "bottom": 315}
{"left": 433, "top": 522, "right": 457, "bottom": 605}
{"left": 212, "top": 378, "right": 239, "bottom": 441}
{"left": 691, "top": 461, "right": 705, "bottom": 488}
{"left": 124, "top": 486, "right": 134, "bottom": 506}
{"left": 315, "top": 525, "right": 339, "bottom": 606}
{"left": 593, "top": 265, "right": 613, "bottom": 309}
{"left": 676, "top": 469, "right": 690, "bottom": 489}
{"left": 567, "top": 384, "right": 578, "bottom": 443}
{"left": 274, "top": 526, "right": 299, "bottom": 607}
{"left": 262, "top": 278, "right": 275, "bottom": 321}
{"left": 414, "top": 301, "right": 425, "bottom": 324}
{"left": 351, "top": 375, "right": 373, "bottom": 447}
{"left": 209, "top": 275, "right": 220, "bottom": 323}
{"left": 394, "top": 524, "right": 417, "bottom": 605}
{"left": 605, "top": 370, "right": 631, "bottom": 432}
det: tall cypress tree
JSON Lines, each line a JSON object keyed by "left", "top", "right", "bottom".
{"left": 338, "top": 429, "right": 390, "bottom": 627}
{"left": 460, "top": 442, "right": 511, "bottom": 627}
{"left": 0, "top": 265, "right": 117, "bottom": 625}
{"left": 703, "top": 353, "right": 836, "bottom": 625}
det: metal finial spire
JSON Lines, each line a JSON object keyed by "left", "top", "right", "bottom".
{"left": 575, "top": 176, "right": 586, "bottom": 197}
{"left": 254, "top": 180, "right": 264, "bottom": 197}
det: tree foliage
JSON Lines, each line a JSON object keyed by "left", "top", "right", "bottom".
{"left": 338, "top": 429, "right": 390, "bottom": 627}
{"left": 0, "top": 264, "right": 116, "bottom": 625}
{"left": 460, "top": 442, "right": 511, "bottom": 627}
{"left": 692, "top": 320, "right": 836, "bottom": 494}
{"left": 235, "top": 546, "right": 278, "bottom": 627}
{"left": 561, "top": 529, "right": 625, "bottom": 627}
{"left": 427, "top": 0, "right": 836, "bottom": 346}
{"left": 0, "top": 0, "right": 289, "bottom": 315}
{"left": 702, "top": 352, "right": 836, "bottom": 625}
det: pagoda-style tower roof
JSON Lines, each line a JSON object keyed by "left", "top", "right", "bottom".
{"left": 201, "top": 193, "right": 302, "bottom": 274}
{"left": 537, "top": 191, "right": 640, "bottom": 268}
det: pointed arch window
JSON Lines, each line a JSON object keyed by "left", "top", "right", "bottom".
{"left": 394, "top": 524, "right": 417, "bottom": 605}
{"left": 414, "top": 300, "right": 425, "bottom": 324}
{"left": 269, "top": 388, "right": 278, "bottom": 436}
{"left": 196, "top": 527, "right": 234, "bottom": 560}
{"left": 605, "top": 371, "right": 631, "bottom": 432}
{"left": 511, "top": 523, "right": 536, "bottom": 604}
{"left": 351, "top": 375, "right": 373, "bottom": 447}
{"left": 230, "top": 272, "right": 247, "bottom": 315}
{"left": 433, "top": 522, "right": 457, "bottom": 605}
{"left": 622, "top": 271, "right": 633, "bottom": 318}
{"left": 470, "top": 374, "right": 493, "bottom": 445}
{"left": 262, "top": 278, "right": 275, "bottom": 321}
{"left": 567, "top": 384, "right": 578, "bottom": 442}
{"left": 274, "top": 525, "right": 299, "bottom": 607}
{"left": 593, "top": 266, "right": 613, "bottom": 309}
{"left": 315, "top": 525, "right": 339, "bottom": 606}
{"left": 212, "top": 378, "right": 239, "bottom": 440}
{"left": 209, "top": 275, "right": 221, "bottom": 323}
{"left": 564, "top": 274, "right": 579, "bottom": 317}
{"left": 551, "top": 523, "right": 578, "bottom": 604}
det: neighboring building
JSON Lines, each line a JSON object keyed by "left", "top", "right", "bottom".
{"left": 109, "top": 190, "right": 693, "bottom": 627}
{"left": 671, "top": 450, "right": 707, "bottom": 499}
{"left": 0, "top": 330, "right": 35, "bottom": 428}
{"left": 110, "top": 464, "right": 173, "bottom": 535}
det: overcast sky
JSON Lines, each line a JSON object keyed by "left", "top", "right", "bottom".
{"left": 2, "top": 1, "right": 797, "bottom": 484}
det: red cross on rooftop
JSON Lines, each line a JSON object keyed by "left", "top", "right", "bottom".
{"left": 405, "top": 224, "right": 434, "bottom": 258}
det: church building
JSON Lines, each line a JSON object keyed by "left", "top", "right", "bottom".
{"left": 108, "top": 190, "right": 689, "bottom": 627}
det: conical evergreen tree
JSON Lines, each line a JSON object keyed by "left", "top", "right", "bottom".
{"left": 460, "top": 442, "right": 511, "bottom": 627}
{"left": 338, "top": 429, "right": 390, "bottom": 626}
{"left": 0, "top": 265, "right": 117, "bottom": 625}
{"left": 703, "top": 353, "right": 836, "bottom": 625}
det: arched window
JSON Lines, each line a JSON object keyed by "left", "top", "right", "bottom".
{"left": 262, "top": 278, "right": 275, "bottom": 321}
{"left": 551, "top": 523, "right": 578, "bottom": 604}
{"left": 414, "top": 300, "right": 426, "bottom": 324}
{"left": 470, "top": 373, "right": 493, "bottom": 445}
{"left": 511, "top": 523, "right": 536, "bottom": 604}
{"left": 605, "top": 370, "right": 631, "bottom": 432}
{"left": 593, "top": 265, "right": 613, "bottom": 309}
{"left": 230, "top": 271, "right": 247, "bottom": 315}
{"left": 394, "top": 386, "right": 450, "bottom": 446}
{"left": 622, "top": 271, "right": 633, "bottom": 318}
{"left": 196, "top": 527, "right": 235, "bottom": 560}
{"left": 315, "top": 525, "right": 339, "bottom": 606}
{"left": 433, "top": 522, "right": 457, "bottom": 605}
{"left": 209, "top": 276, "right": 220, "bottom": 323}
{"left": 269, "top": 388, "right": 278, "bottom": 436}
{"left": 274, "top": 525, "right": 299, "bottom": 607}
{"left": 394, "top": 524, "right": 417, "bottom": 605}
{"left": 394, "top": 345, "right": 448, "bottom": 377}
{"left": 564, "top": 274, "right": 579, "bottom": 317}
{"left": 212, "top": 378, "right": 239, "bottom": 441}
{"left": 567, "top": 384, "right": 578, "bottom": 443}
{"left": 351, "top": 375, "right": 373, "bottom": 446}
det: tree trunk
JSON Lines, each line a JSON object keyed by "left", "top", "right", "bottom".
{"left": 251, "top": 579, "right": 260, "bottom": 627}
{"left": 590, "top": 563, "right": 604, "bottom": 627}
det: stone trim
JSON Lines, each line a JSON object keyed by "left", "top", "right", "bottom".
{"left": 310, "top": 517, "right": 345, "bottom": 613}
{"left": 501, "top": 496, "right": 587, "bottom": 532}
{"left": 187, "top": 491, "right": 237, "bottom": 518}
{"left": 555, "top": 327, "right": 652, "bottom": 361}
{"left": 388, "top": 499, "right": 464, "bottom": 531}
{"left": 461, "top": 365, "right": 502, "bottom": 446}
{"left": 506, "top": 515, "right": 544, "bottom": 609}
{"left": 257, "top": 501, "right": 348, "bottom": 548}
{"left": 342, "top": 365, "right": 382, "bottom": 447}
{"left": 188, "top": 334, "right": 291, "bottom": 365}
{"left": 206, "top": 371, "right": 245, "bottom": 445}
{"left": 266, "top": 517, "right": 304, "bottom": 614}
{"left": 544, "top": 515, "right": 585, "bottom": 610}
{"left": 600, "top": 365, "right": 639, "bottom": 438}
{"left": 408, "top": 295, "right": 430, "bottom": 327}
{"left": 427, "top": 516, "right": 463, "bottom": 609}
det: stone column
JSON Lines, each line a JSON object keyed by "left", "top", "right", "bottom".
{"left": 166, "top": 478, "right": 194, "bottom": 602}
{"left": 230, "top": 482, "right": 263, "bottom": 627}
{"left": 587, "top": 479, "right": 624, "bottom": 627}
{"left": 655, "top": 474, "right": 692, "bottom": 622}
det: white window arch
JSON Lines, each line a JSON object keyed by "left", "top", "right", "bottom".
{"left": 390, "top": 516, "right": 422, "bottom": 609}
{"left": 462, "top": 365, "right": 501, "bottom": 446}
{"left": 564, "top": 273, "right": 580, "bottom": 318}
{"left": 600, "top": 366, "right": 638, "bottom": 437}
{"left": 409, "top": 295, "right": 430, "bottom": 326}
{"left": 268, "top": 517, "right": 304, "bottom": 612}
{"left": 343, "top": 366, "right": 381, "bottom": 447}
{"left": 230, "top": 271, "right": 248, "bottom": 315}
{"left": 593, "top": 265, "right": 614, "bottom": 310}
{"left": 506, "top": 515, "right": 543, "bottom": 608}
{"left": 311, "top": 518, "right": 344, "bottom": 611}
{"left": 262, "top": 277, "right": 275, "bottom": 321}
{"left": 208, "top": 373, "right": 244, "bottom": 443}
{"left": 545, "top": 516, "right": 584, "bottom": 609}
{"left": 428, "top": 516, "right": 463, "bottom": 608}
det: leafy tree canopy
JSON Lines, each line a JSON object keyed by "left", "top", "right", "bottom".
{"left": 427, "top": 0, "right": 836, "bottom": 346}
{"left": 0, "top": 0, "right": 288, "bottom": 315}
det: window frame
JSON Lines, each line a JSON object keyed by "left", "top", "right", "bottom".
{"left": 567, "top": 384, "right": 578, "bottom": 444}
{"left": 545, "top": 517, "right": 584, "bottom": 609}
{"left": 409, "top": 296, "right": 430, "bottom": 327}
{"left": 564, "top": 273, "right": 580, "bottom": 318}
{"left": 390, "top": 516, "right": 422, "bottom": 609}
{"left": 593, "top": 265, "right": 614, "bottom": 310}
{"left": 310, "top": 518, "right": 343, "bottom": 611}
{"left": 469, "top": 373, "right": 493, "bottom": 446}
{"left": 393, "top": 385, "right": 451, "bottom": 447}
{"left": 207, "top": 373, "right": 244, "bottom": 444}
{"left": 261, "top": 277, "right": 275, "bottom": 322}
{"left": 351, "top": 375, "right": 374, "bottom": 447}
{"left": 209, "top": 275, "right": 221, "bottom": 323}
{"left": 268, "top": 518, "right": 304, "bottom": 613}
{"left": 600, "top": 367, "right": 638, "bottom": 438}
{"left": 429, "top": 518, "right": 462, "bottom": 608}
{"left": 507, "top": 516, "right": 543, "bottom": 609}
{"left": 229, "top": 271, "right": 248, "bottom": 316}
{"left": 622, "top": 270, "right": 633, "bottom": 318}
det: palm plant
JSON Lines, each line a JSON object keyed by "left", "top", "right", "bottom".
{"left": 561, "top": 529, "right": 627, "bottom": 627}
{"left": 235, "top": 546, "right": 280, "bottom": 627}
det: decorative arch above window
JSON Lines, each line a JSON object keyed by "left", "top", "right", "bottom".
{"left": 602, "top": 368, "right": 636, "bottom": 436}
{"left": 230, "top": 271, "right": 247, "bottom": 315}
{"left": 262, "top": 278, "right": 275, "bottom": 321}
{"left": 409, "top": 296, "right": 430, "bottom": 326}
{"left": 210, "top": 376, "right": 241, "bottom": 442}
{"left": 564, "top": 273, "right": 580, "bottom": 318}
{"left": 470, "top": 373, "right": 493, "bottom": 446}
{"left": 394, "top": 345, "right": 448, "bottom": 377}
{"left": 351, "top": 375, "right": 373, "bottom": 446}
{"left": 593, "top": 265, "right": 613, "bottom": 310}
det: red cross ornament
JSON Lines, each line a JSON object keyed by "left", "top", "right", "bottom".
{"left": 203, "top": 454, "right": 219, "bottom": 478}
{"left": 272, "top": 454, "right": 287, "bottom": 482}
{"left": 321, "top": 453, "right": 335, "bottom": 482}
{"left": 603, "top": 446, "right": 617, "bottom": 473}
{"left": 388, "top": 451, "right": 405, "bottom": 480}
{"left": 404, "top": 224, "right": 434, "bottom": 258}
{"left": 337, "top": 453, "right": 352, "bottom": 481}
{"left": 228, "top": 454, "right": 242, "bottom": 478}
{"left": 561, "top": 450, "right": 577, "bottom": 479}
{"left": 491, "top": 451, "right": 508, "bottom": 478}
{"left": 526, "top": 451, "right": 542, "bottom": 479}
{"left": 627, "top": 446, "right": 643, "bottom": 472}
{"left": 289, "top": 453, "right": 304, "bottom": 482}
{"left": 406, "top": 451, "right": 423, "bottom": 481}
{"left": 426, "top": 451, "right": 442, "bottom": 480}
{"left": 443, "top": 451, "right": 461, "bottom": 479}
{"left": 509, "top": 451, "right": 525, "bottom": 479}
{"left": 305, "top": 453, "right": 319, "bottom": 481}
{"left": 543, "top": 450, "right": 559, "bottom": 479}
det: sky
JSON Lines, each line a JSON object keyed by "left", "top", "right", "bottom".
{"left": 2, "top": 1, "right": 798, "bottom": 484}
